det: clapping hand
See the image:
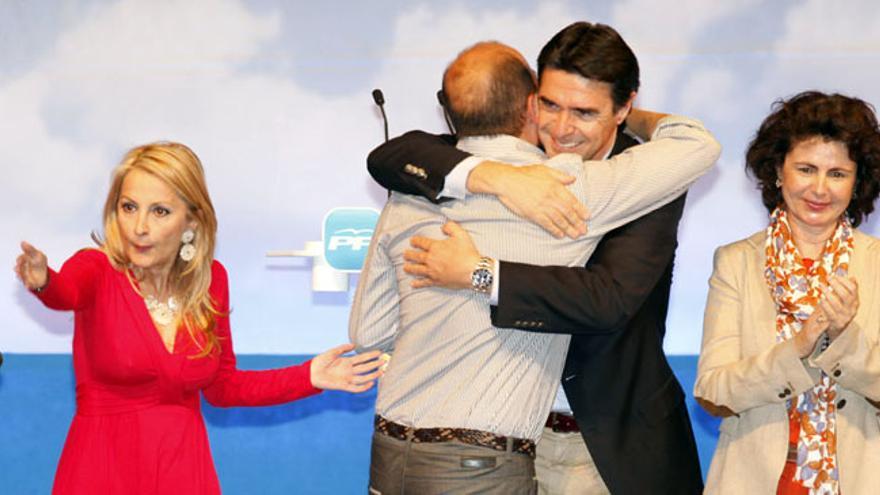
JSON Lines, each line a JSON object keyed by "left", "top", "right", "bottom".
{"left": 793, "top": 276, "right": 859, "bottom": 358}
{"left": 310, "top": 344, "right": 385, "bottom": 393}
{"left": 794, "top": 307, "right": 830, "bottom": 358}
{"left": 15, "top": 241, "right": 48, "bottom": 291}
{"left": 819, "top": 275, "right": 859, "bottom": 339}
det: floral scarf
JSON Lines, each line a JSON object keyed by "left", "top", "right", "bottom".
{"left": 764, "top": 207, "right": 851, "bottom": 494}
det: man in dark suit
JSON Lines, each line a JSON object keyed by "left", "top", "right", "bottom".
{"left": 366, "top": 22, "right": 703, "bottom": 494}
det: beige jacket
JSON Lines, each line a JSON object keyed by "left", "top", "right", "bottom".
{"left": 694, "top": 229, "right": 880, "bottom": 494}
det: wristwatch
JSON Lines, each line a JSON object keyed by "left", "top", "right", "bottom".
{"left": 471, "top": 256, "right": 494, "bottom": 294}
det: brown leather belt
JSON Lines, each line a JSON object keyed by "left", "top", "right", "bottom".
{"left": 374, "top": 415, "right": 536, "bottom": 458}
{"left": 545, "top": 411, "right": 580, "bottom": 433}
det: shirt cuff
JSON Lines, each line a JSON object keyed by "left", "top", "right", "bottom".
{"left": 438, "top": 156, "right": 482, "bottom": 199}
{"left": 489, "top": 258, "right": 500, "bottom": 305}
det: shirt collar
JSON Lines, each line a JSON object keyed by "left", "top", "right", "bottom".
{"left": 456, "top": 134, "right": 546, "bottom": 158}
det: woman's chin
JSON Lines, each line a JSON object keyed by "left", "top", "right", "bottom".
{"left": 126, "top": 252, "right": 169, "bottom": 274}
{"left": 787, "top": 208, "right": 844, "bottom": 233}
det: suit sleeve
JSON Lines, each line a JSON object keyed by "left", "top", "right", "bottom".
{"left": 810, "top": 313, "right": 880, "bottom": 402}
{"left": 367, "top": 130, "right": 470, "bottom": 202}
{"left": 693, "top": 245, "right": 816, "bottom": 415}
{"left": 810, "top": 241, "right": 880, "bottom": 403}
{"left": 202, "top": 261, "right": 322, "bottom": 407}
{"left": 34, "top": 249, "right": 104, "bottom": 311}
{"left": 491, "top": 195, "right": 685, "bottom": 333}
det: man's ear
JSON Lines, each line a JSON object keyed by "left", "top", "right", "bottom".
{"left": 614, "top": 91, "right": 637, "bottom": 125}
{"left": 527, "top": 93, "right": 539, "bottom": 124}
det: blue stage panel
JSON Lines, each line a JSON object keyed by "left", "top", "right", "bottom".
{"left": 0, "top": 354, "right": 719, "bottom": 494}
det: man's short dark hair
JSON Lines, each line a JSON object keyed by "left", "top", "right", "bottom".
{"left": 442, "top": 43, "right": 537, "bottom": 137}
{"left": 537, "top": 22, "right": 640, "bottom": 110}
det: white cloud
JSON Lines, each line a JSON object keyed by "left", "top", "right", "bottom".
{"left": 52, "top": 0, "right": 279, "bottom": 73}
{"left": 775, "top": 0, "right": 880, "bottom": 53}
{"left": 2, "top": 0, "right": 585, "bottom": 352}
{"left": 7, "top": 0, "right": 880, "bottom": 354}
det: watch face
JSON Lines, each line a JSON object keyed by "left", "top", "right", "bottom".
{"left": 472, "top": 268, "right": 492, "bottom": 291}
{"left": 470, "top": 257, "right": 493, "bottom": 293}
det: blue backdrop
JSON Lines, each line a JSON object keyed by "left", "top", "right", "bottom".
{"left": 0, "top": 354, "right": 718, "bottom": 494}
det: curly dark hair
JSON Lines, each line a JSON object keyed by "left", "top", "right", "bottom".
{"left": 745, "top": 91, "right": 880, "bottom": 227}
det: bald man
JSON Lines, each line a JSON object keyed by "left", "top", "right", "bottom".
{"left": 350, "top": 41, "right": 719, "bottom": 494}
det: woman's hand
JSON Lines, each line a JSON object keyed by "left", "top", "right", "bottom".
{"left": 794, "top": 309, "right": 830, "bottom": 358}
{"left": 310, "top": 343, "right": 385, "bottom": 393}
{"left": 819, "top": 275, "right": 859, "bottom": 340}
{"left": 15, "top": 241, "right": 48, "bottom": 291}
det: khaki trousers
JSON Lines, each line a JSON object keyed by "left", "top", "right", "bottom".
{"left": 535, "top": 428, "right": 610, "bottom": 495}
{"left": 368, "top": 431, "right": 537, "bottom": 494}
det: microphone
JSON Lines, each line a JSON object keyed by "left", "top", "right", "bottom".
{"left": 372, "top": 89, "right": 389, "bottom": 142}
{"left": 371, "top": 89, "right": 392, "bottom": 198}
{"left": 437, "top": 90, "right": 455, "bottom": 134}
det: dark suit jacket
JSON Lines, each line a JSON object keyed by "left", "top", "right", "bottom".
{"left": 367, "top": 129, "right": 703, "bottom": 494}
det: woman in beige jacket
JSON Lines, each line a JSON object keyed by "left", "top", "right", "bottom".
{"left": 695, "top": 91, "right": 880, "bottom": 494}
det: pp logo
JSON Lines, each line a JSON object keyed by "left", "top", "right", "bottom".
{"left": 323, "top": 207, "right": 380, "bottom": 271}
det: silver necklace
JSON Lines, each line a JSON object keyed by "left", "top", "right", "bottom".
{"left": 144, "top": 295, "right": 179, "bottom": 326}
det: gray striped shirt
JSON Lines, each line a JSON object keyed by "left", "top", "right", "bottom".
{"left": 350, "top": 116, "right": 720, "bottom": 440}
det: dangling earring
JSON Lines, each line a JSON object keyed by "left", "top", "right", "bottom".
{"left": 775, "top": 178, "right": 782, "bottom": 188}
{"left": 179, "top": 229, "right": 196, "bottom": 262}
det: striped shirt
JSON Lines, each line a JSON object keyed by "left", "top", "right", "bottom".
{"left": 350, "top": 116, "right": 720, "bottom": 440}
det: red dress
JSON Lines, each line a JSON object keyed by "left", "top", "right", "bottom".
{"left": 35, "top": 249, "right": 321, "bottom": 494}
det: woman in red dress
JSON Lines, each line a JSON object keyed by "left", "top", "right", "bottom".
{"left": 14, "top": 142, "right": 384, "bottom": 494}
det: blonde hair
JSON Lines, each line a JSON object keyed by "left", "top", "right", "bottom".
{"left": 99, "top": 142, "right": 221, "bottom": 357}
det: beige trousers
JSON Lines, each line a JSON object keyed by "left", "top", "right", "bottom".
{"left": 535, "top": 428, "right": 610, "bottom": 495}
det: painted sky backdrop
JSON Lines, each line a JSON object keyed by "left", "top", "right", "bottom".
{"left": 4, "top": 0, "right": 880, "bottom": 354}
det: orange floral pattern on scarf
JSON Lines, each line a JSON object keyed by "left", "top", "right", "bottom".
{"left": 764, "top": 207, "right": 851, "bottom": 495}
